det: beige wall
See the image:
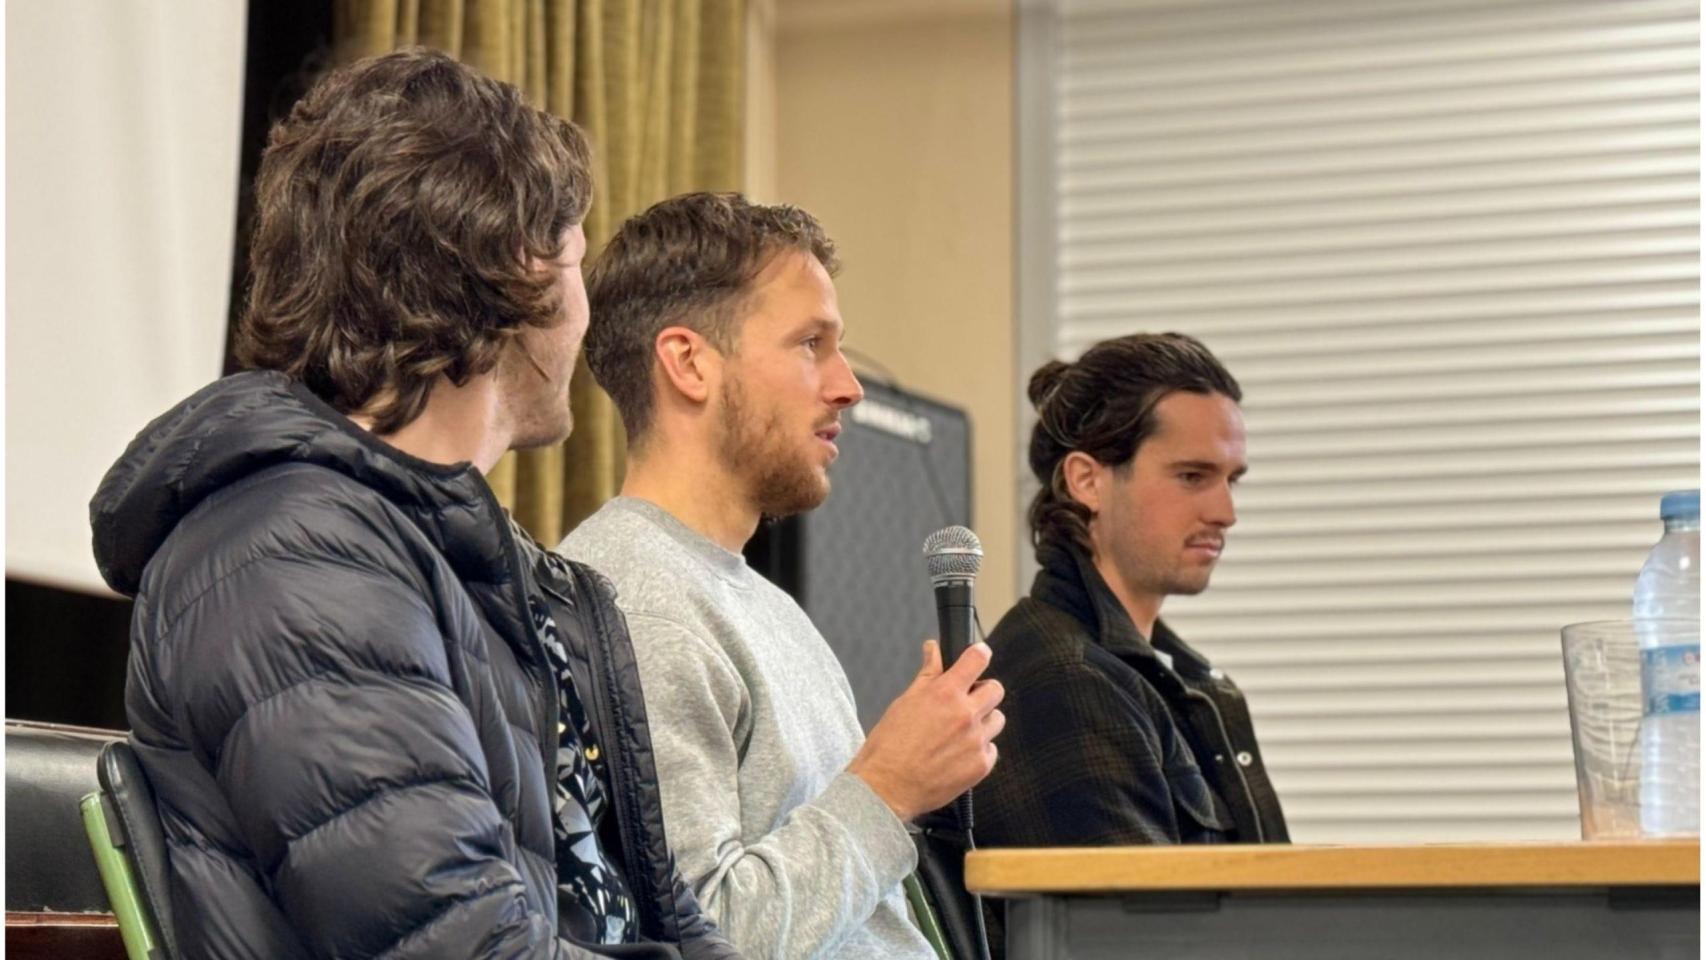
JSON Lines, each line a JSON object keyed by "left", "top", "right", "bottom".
{"left": 761, "top": 0, "right": 1019, "bottom": 619}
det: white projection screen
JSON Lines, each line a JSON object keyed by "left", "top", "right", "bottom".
{"left": 7, "top": 2, "right": 247, "bottom": 593}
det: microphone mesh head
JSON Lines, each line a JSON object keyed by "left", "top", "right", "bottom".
{"left": 923, "top": 525, "right": 983, "bottom": 583}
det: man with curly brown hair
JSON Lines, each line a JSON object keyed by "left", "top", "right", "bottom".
{"left": 89, "top": 49, "right": 735, "bottom": 960}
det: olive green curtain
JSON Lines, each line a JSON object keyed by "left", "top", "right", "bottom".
{"left": 333, "top": 0, "right": 745, "bottom": 543}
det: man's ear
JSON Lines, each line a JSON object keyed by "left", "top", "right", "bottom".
{"left": 654, "top": 325, "right": 719, "bottom": 405}
{"left": 1060, "top": 450, "right": 1103, "bottom": 514}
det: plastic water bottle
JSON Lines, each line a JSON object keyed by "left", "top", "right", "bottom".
{"left": 1633, "top": 489, "right": 1700, "bottom": 836}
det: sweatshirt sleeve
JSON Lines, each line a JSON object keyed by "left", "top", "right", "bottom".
{"left": 622, "top": 612, "right": 917, "bottom": 960}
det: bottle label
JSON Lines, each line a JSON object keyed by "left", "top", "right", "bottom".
{"left": 1641, "top": 644, "right": 1701, "bottom": 715}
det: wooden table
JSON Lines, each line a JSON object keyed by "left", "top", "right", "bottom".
{"left": 5, "top": 912, "right": 125, "bottom": 960}
{"left": 967, "top": 841, "right": 1700, "bottom": 959}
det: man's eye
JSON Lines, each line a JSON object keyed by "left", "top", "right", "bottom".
{"left": 1179, "top": 472, "right": 1204, "bottom": 484}
{"left": 802, "top": 337, "right": 821, "bottom": 351}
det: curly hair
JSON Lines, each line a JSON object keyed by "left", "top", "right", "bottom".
{"left": 235, "top": 48, "right": 593, "bottom": 434}
{"left": 584, "top": 192, "right": 839, "bottom": 442}
{"left": 1027, "top": 333, "right": 1242, "bottom": 554}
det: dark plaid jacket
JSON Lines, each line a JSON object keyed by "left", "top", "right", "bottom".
{"left": 977, "top": 541, "right": 1289, "bottom": 849}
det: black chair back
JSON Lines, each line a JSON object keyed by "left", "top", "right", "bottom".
{"left": 94, "top": 741, "right": 179, "bottom": 960}
{"left": 4, "top": 720, "right": 119, "bottom": 914}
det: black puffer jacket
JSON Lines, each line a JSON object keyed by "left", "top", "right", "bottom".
{"left": 90, "top": 371, "right": 738, "bottom": 960}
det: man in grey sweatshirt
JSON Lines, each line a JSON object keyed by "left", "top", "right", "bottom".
{"left": 559, "top": 192, "right": 1005, "bottom": 960}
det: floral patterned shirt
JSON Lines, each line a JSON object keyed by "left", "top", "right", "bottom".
{"left": 523, "top": 541, "right": 638, "bottom": 945}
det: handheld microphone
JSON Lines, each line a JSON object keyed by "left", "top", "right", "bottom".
{"left": 922, "top": 525, "right": 983, "bottom": 667}
{"left": 920, "top": 526, "right": 993, "bottom": 960}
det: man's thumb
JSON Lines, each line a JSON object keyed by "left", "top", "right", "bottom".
{"left": 916, "top": 639, "right": 944, "bottom": 682}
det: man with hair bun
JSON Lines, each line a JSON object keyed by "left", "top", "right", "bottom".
{"left": 89, "top": 49, "right": 732, "bottom": 958}
{"left": 979, "top": 332, "right": 1288, "bottom": 855}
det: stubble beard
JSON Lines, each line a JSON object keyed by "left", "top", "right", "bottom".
{"left": 1112, "top": 538, "right": 1216, "bottom": 603}
{"left": 1162, "top": 567, "right": 1214, "bottom": 597}
{"left": 717, "top": 378, "right": 829, "bottom": 522}
{"left": 497, "top": 342, "right": 574, "bottom": 450}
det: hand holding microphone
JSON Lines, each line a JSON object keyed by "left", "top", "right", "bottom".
{"left": 846, "top": 527, "right": 1006, "bottom": 822}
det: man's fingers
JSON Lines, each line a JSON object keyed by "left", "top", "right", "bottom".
{"left": 968, "top": 678, "right": 1005, "bottom": 714}
{"left": 940, "top": 641, "right": 992, "bottom": 688}
{"left": 981, "top": 707, "right": 1006, "bottom": 740}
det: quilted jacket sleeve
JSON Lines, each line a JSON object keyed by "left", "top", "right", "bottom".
{"left": 158, "top": 545, "right": 604, "bottom": 959}
{"left": 667, "top": 869, "right": 741, "bottom": 960}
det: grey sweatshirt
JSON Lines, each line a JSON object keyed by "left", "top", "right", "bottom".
{"left": 560, "top": 497, "right": 932, "bottom": 960}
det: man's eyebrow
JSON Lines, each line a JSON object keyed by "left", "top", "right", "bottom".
{"left": 786, "top": 316, "right": 842, "bottom": 339}
{"left": 1169, "top": 459, "right": 1249, "bottom": 479}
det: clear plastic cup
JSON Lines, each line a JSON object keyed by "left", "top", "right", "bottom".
{"left": 1560, "top": 621, "right": 1647, "bottom": 839}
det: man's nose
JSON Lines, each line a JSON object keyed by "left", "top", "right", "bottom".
{"left": 828, "top": 352, "right": 864, "bottom": 408}
{"left": 1207, "top": 482, "right": 1237, "bottom": 528}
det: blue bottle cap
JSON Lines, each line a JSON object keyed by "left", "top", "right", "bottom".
{"left": 1660, "top": 489, "right": 1699, "bottom": 522}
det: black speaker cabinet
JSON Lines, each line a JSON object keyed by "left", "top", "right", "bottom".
{"left": 745, "top": 379, "right": 972, "bottom": 730}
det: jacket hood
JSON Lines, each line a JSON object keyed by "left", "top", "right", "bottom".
{"left": 90, "top": 370, "right": 503, "bottom": 596}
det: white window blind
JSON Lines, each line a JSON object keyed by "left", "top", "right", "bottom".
{"left": 1028, "top": 0, "right": 1700, "bottom": 841}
